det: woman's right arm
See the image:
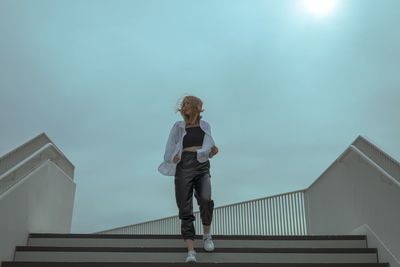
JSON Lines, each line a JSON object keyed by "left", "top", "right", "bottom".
{"left": 163, "top": 122, "right": 178, "bottom": 164}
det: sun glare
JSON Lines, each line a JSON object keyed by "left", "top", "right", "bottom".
{"left": 302, "top": 0, "right": 338, "bottom": 16}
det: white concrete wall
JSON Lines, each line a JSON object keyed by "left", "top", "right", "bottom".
{"left": 305, "top": 147, "right": 400, "bottom": 267}
{"left": 0, "top": 160, "right": 76, "bottom": 262}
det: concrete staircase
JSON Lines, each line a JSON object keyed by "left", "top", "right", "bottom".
{"left": 1, "top": 233, "right": 390, "bottom": 266}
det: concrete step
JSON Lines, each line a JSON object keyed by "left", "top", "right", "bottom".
{"left": 14, "top": 247, "right": 378, "bottom": 263}
{"left": 2, "top": 262, "right": 391, "bottom": 267}
{"left": 27, "top": 234, "right": 368, "bottom": 248}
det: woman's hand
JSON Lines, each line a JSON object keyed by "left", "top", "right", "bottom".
{"left": 209, "top": 145, "right": 218, "bottom": 158}
{"left": 173, "top": 153, "right": 180, "bottom": 163}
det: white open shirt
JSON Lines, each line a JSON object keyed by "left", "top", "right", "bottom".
{"left": 158, "top": 119, "right": 216, "bottom": 176}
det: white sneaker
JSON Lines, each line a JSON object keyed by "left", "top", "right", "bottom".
{"left": 185, "top": 250, "right": 197, "bottom": 263}
{"left": 203, "top": 233, "right": 215, "bottom": 252}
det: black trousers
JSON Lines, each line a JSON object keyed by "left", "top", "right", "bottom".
{"left": 174, "top": 151, "right": 214, "bottom": 240}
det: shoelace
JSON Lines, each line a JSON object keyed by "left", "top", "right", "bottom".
{"left": 203, "top": 234, "right": 212, "bottom": 241}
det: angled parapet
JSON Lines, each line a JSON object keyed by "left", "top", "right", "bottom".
{"left": 0, "top": 133, "right": 76, "bottom": 262}
{"left": 304, "top": 135, "right": 400, "bottom": 267}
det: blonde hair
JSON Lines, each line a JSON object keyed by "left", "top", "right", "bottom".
{"left": 175, "top": 94, "right": 204, "bottom": 126}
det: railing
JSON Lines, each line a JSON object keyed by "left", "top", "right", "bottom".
{"left": 0, "top": 133, "right": 51, "bottom": 176}
{"left": 352, "top": 135, "right": 400, "bottom": 183}
{"left": 96, "top": 135, "right": 400, "bottom": 237}
{"left": 95, "top": 189, "right": 307, "bottom": 235}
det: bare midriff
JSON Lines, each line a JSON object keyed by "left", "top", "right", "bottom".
{"left": 183, "top": 124, "right": 202, "bottom": 152}
{"left": 182, "top": 146, "right": 202, "bottom": 152}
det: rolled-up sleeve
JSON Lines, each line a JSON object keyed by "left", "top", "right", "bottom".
{"left": 163, "top": 122, "right": 178, "bottom": 164}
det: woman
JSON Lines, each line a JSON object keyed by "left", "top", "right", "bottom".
{"left": 158, "top": 95, "right": 219, "bottom": 263}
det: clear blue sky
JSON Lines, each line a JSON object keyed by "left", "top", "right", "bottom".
{"left": 1, "top": 0, "right": 399, "bottom": 233}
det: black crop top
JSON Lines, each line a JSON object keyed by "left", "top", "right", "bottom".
{"left": 183, "top": 126, "right": 205, "bottom": 148}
